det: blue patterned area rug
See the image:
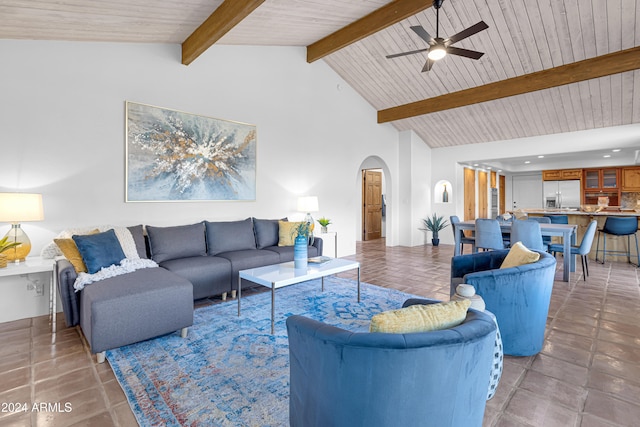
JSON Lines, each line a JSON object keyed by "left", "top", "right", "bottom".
{"left": 106, "top": 277, "right": 418, "bottom": 427}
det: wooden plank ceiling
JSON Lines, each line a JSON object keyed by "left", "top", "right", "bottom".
{"left": 2, "top": 0, "right": 639, "bottom": 149}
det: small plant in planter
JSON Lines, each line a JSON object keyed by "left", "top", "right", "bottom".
{"left": 317, "top": 217, "right": 332, "bottom": 233}
{"left": 420, "top": 214, "right": 449, "bottom": 246}
{"left": 292, "top": 221, "right": 312, "bottom": 239}
{"left": 0, "top": 236, "right": 21, "bottom": 268}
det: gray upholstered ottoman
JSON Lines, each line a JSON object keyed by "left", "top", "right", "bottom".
{"left": 80, "top": 267, "right": 194, "bottom": 363}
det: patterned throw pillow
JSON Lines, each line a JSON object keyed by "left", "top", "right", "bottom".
{"left": 369, "top": 299, "right": 471, "bottom": 333}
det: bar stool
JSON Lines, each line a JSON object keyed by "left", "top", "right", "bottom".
{"left": 595, "top": 217, "right": 640, "bottom": 266}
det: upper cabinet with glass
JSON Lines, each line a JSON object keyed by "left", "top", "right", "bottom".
{"left": 583, "top": 168, "right": 619, "bottom": 190}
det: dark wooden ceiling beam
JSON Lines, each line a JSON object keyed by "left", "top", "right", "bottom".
{"left": 182, "top": 0, "right": 265, "bottom": 66}
{"left": 378, "top": 46, "right": 640, "bottom": 123}
{"left": 306, "top": 0, "right": 432, "bottom": 63}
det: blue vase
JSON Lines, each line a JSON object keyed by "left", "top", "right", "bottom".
{"left": 294, "top": 235, "right": 308, "bottom": 269}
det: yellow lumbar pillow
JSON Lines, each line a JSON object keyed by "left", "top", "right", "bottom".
{"left": 500, "top": 241, "right": 540, "bottom": 269}
{"left": 278, "top": 220, "right": 304, "bottom": 246}
{"left": 369, "top": 299, "right": 471, "bottom": 334}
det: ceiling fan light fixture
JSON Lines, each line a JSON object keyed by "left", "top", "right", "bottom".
{"left": 428, "top": 45, "right": 446, "bottom": 61}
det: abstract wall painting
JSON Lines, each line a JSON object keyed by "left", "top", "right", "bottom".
{"left": 126, "top": 102, "right": 256, "bottom": 202}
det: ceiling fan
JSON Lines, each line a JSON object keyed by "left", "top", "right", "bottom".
{"left": 386, "top": 0, "right": 489, "bottom": 72}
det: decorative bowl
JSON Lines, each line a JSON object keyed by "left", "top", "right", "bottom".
{"left": 581, "top": 205, "right": 604, "bottom": 213}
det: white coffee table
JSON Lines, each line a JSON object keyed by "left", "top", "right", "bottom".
{"left": 238, "top": 258, "right": 361, "bottom": 334}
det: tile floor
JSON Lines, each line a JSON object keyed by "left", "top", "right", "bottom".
{"left": 0, "top": 239, "right": 638, "bottom": 426}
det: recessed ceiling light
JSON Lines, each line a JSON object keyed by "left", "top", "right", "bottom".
{"left": 612, "top": 149, "right": 621, "bottom": 152}
{"left": 498, "top": 170, "right": 502, "bottom": 172}
{"left": 603, "top": 154, "right": 611, "bottom": 158}
{"left": 524, "top": 161, "right": 531, "bottom": 164}
{"left": 473, "top": 164, "right": 479, "bottom": 166}
{"left": 487, "top": 167, "right": 492, "bottom": 170}
{"left": 537, "top": 155, "right": 544, "bottom": 158}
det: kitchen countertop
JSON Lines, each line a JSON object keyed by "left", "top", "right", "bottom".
{"left": 514, "top": 209, "right": 640, "bottom": 217}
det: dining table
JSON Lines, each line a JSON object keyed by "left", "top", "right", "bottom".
{"left": 453, "top": 220, "right": 578, "bottom": 282}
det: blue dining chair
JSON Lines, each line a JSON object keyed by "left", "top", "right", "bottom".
{"left": 528, "top": 216, "right": 552, "bottom": 248}
{"left": 549, "top": 220, "right": 597, "bottom": 281}
{"left": 474, "top": 219, "right": 506, "bottom": 252}
{"left": 510, "top": 219, "right": 546, "bottom": 251}
{"left": 450, "top": 215, "right": 475, "bottom": 254}
{"left": 544, "top": 215, "right": 569, "bottom": 224}
{"left": 595, "top": 217, "right": 640, "bottom": 266}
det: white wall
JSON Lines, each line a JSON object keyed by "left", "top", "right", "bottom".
{"left": 0, "top": 40, "right": 401, "bottom": 255}
{"left": 0, "top": 40, "right": 401, "bottom": 321}
{"left": 401, "top": 131, "right": 432, "bottom": 246}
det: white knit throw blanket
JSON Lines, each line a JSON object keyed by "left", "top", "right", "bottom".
{"left": 74, "top": 258, "right": 158, "bottom": 291}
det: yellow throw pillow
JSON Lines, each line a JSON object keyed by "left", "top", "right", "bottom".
{"left": 369, "top": 299, "right": 471, "bottom": 334}
{"left": 500, "top": 241, "right": 540, "bottom": 269}
{"left": 54, "top": 229, "right": 99, "bottom": 273}
{"left": 278, "top": 221, "right": 304, "bottom": 246}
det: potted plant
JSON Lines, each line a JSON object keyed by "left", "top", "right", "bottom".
{"left": 420, "top": 214, "right": 449, "bottom": 246}
{"left": 317, "top": 217, "right": 332, "bottom": 233}
{"left": 0, "top": 236, "right": 21, "bottom": 268}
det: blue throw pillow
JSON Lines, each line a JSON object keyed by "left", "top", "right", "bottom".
{"left": 72, "top": 229, "right": 126, "bottom": 274}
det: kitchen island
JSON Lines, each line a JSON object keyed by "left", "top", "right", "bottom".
{"left": 515, "top": 209, "right": 639, "bottom": 262}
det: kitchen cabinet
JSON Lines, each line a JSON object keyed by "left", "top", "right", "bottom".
{"left": 584, "top": 168, "right": 618, "bottom": 189}
{"left": 621, "top": 167, "right": 640, "bottom": 191}
{"left": 583, "top": 168, "right": 620, "bottom": 206}
{"left": 542, "top": 169, "right": 582, "bottom": 181}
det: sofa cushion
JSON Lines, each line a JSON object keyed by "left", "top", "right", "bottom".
{"left": 127, "top": 225, "right": 148, "bottom": 259}
{"left": 80, "top": 267, "right": 193, "bottom": 353}
{"left": 254, "top": 218, "right": 285, "bottom": 249}
{"left": 205, "top": 218, "right": 257, "bottom": 256}
{"left": 264, "top": 244, "right": 320, "bottom": 262}
{"left": 278, "top": 220, "right": 304, "bottom": 246}
{"left": 160, "top": 256, "right": 232, "bottom": 300}
{"left": 500, "top": 241, "right": 540, "bottom": 269}
{"left": 72, "top": 229, "right": 126, "bottom": 274}
{"left": 369, "top": 299, "right": 471, "bottom": 334}
{"left": 147, "top": 223, "right": 207, "bottom": 264}
{"left": 216, "top": 249, "right": 280, "bottom": 289}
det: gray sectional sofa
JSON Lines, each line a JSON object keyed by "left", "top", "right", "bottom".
{"left": 57, "top": 217, "right": 323, "bottom": 362}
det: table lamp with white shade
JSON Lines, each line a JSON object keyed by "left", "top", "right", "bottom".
{"left": 0, "top": 193, "right": 44, "bottom": 262}
{"left": 297, "top": 196, "right": 319, "bottom": 231}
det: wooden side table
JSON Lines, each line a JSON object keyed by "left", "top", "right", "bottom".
{"left": 0, "top": 257, "right": 57, "bottom": 333}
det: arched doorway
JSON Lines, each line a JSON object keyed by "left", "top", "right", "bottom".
{"left": 356, "top": 156, "right": 393, "bottom": 245}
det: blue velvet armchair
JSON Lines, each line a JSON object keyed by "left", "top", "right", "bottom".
{"left": 450, "top": 249, "right": 556, "bottom": 356}
{"left": 286, "top": 299, "right": 497, "bottom": 427}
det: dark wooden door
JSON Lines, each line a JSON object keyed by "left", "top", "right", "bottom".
{"left": 363, "top": 170, "right": 382, "bottom": 240}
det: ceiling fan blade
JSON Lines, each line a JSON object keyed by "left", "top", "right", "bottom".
{"left": 421, "top": 58, "right": 434, "bottom": 72}
{"left": 410, "top": 26, "right": 435, "bottom": 45}
{"left": 386, "top": 48, "right": 429, "bottom": 59}
{"left": 445, "top": 21, "right": 489, "bottom": 45}
{"left": 446, "top": 46, "right": 485, "bottom": 60}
